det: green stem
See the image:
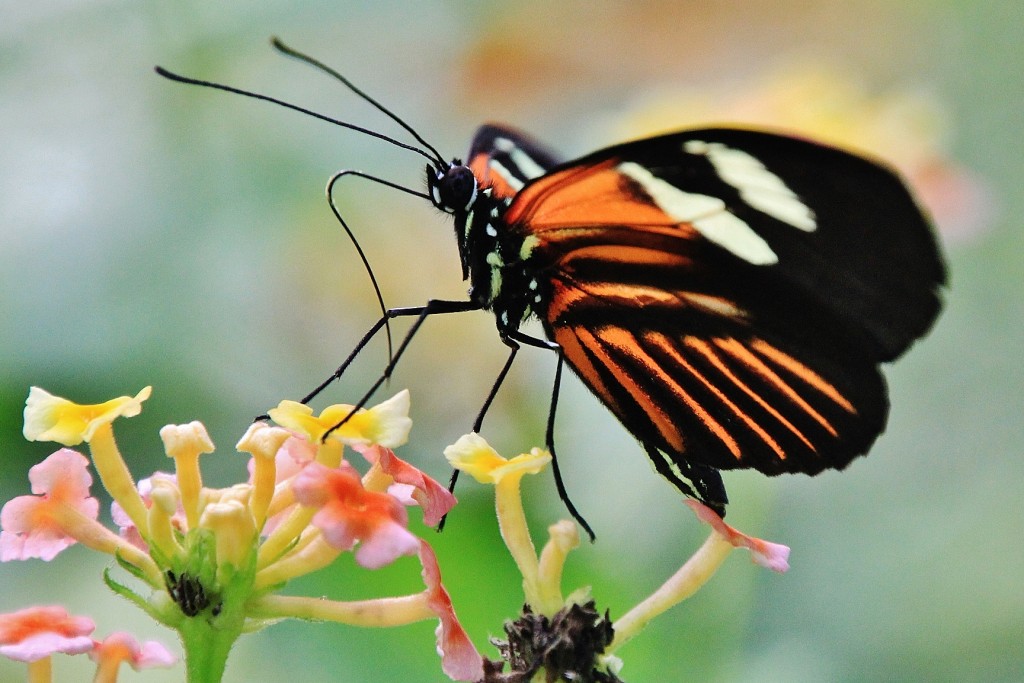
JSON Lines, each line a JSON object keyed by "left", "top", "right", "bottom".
{"left": 178, "top": 610, "right": 244, "bottom": 683}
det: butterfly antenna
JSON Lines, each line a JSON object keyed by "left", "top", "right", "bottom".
{"left": 271, "top": 37, "right": 447, "bottom": 168}
{"left": 154, "top": 66, "right": 439, "bottom": 167}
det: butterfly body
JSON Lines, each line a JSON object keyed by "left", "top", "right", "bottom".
{"left": 428, "top": 123, "right": 945, "bottom": 512}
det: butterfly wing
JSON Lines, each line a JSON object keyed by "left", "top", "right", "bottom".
{"left": 502, "top": 128, "right": 944, "bottom": 485}
{"left": 467, "top": 124, "right": 562, "bottom": 201}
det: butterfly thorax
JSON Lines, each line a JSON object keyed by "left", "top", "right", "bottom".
{"left": 428, "top": 162, "right": 547, "bottom": 333}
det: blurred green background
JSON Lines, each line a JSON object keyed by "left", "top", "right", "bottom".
{"left": 2, "top": 1, "right": 1021, "bottom": 681}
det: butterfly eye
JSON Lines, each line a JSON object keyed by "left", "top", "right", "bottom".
{"left": 433, "top": 165, "right": 478, "bottom": 213}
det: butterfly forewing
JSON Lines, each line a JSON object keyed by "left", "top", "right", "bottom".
{"left": 480, "top": 126, "right": 944, "bottom": 485}
{"left": 467, "top": 123, "right": 562, "bottom": 201}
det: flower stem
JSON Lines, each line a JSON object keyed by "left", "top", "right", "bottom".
{"left": 87, "top": 424, "right": 149, "bottom": 537}
{"left": 178, "top": 608, "right": 245, "bottom": 683}
{"left": 93, "top": 656, "right": 120, "bottom": 683}
{"left": 609, "top": 532, "right": 733, "bottom": 652}
{"left": 49, "top": 502, "right": 163, "bottom": 586}
{"left": 27, "top": 657, "right": 51, "bottom": 683}
{"left": 494, "top": 477, "right": 541, "bottom": 608}
{"left": 249, "top": 593, "right": 434, "bottom": 626}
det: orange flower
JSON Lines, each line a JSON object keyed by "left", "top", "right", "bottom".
{"left": 292, "top": 461, "right": 419, "bottom": 569}
{"left": 0, "top": 605, "right": 94, "bottom": 662}
{"left": 88, "top": 631, "right": 176, "bottom": 677}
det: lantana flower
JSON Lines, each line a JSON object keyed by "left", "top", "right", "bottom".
{"left": 89, "top": 631, "right": 177, "bottom": 682}
{"left": 5, "top": 386, "right": 482, "bottom": 683}
{"left": 292, "top": 461, "right": 420, "bottom": 569}
{"left": 0, "top": 449, "right": 100, "bottom": 561}
{"left": 0, "top": 605, "right": 95, "bottom": 663}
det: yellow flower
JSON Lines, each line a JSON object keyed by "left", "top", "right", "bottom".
{"left": 236, "top": 422, "right": 291, "bottom": 530}
{"left": 23, "top": 387, "right": 152, "bottom": 446}
{"left": 268, "top": 390, "right": 412, "bottom": 448}
{"left": 445, "top": 434, "right": 554, "bottom": 612}
{"left": 443, "top": 433, "right": 550, "bottom": 485}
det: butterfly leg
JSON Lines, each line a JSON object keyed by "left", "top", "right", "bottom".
{"left": 502, "top": 330, "right": 596, "bottom": 541}
{"left": 307, "top": 299, "right": 482, "bottom": 439}
{"left": 440, "top": 337, "right": 522, "bottom": 524}
{"left": 644, "top": 445, "right": 728, "bottom": 518}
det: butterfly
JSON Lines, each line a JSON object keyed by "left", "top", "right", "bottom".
{"left": 157, "top": 41, "right": 946, "bottom": 531}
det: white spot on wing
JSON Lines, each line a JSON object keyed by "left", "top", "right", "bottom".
{"left": 494, "top": 137, "right": 547, "bottom": 180}
{"left": 684, "top": 139, "right": 816, "bottom": 232}
{"left": 487, "top": 158, "right": 524, "bottom": 191}
{"left": 618, "top": 161, "right": 779, "bottom": 265}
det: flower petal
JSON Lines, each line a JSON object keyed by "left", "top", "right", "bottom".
{"left": 357, "top": 445, "right": 456, "bottom": 526}
{"left": 0, "top": 606, "right": 95, "bottom": 662}
{"left": 268, "top": 391, "right": 411, "bottom": 447}
{"left": 89, "top": 631, "right": 177, "bottom": 671}
{"left": 294, "top": 462, "right": 418, "bottom": 569}
{"left": 1, "top": 449, "right": 100, "bottom": 561}
{"left": 685, "top": 500, "right": 790, "bottom": 572}
{"left": 442, "top": 433, "right": 505, "bottom": 483}
{"left": 444, "top": 434, "right": 550, "bottom": 486}
{"left": 23, "top": 386, "right": 151, "bottom": 446}
{"left": 418, "top": 542, "right": 483, "bottom": 681}
{"left": 318, "top": 390, "right": 413, "bottom": 447}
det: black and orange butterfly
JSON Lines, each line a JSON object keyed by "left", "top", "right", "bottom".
{"left": 157, "top": 41, "right": 946, "bottom": 533}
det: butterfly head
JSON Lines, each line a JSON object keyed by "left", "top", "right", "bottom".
{"left": 427, "top": 161, "right": 478, "bottom": 215}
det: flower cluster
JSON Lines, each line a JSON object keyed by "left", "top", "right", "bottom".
{"left": 2, "top": 387, "right": 483, "bottom": 682}
{"left": 3, "top": 385, "right": 792, "bottom": 682}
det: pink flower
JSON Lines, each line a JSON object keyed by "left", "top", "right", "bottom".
{"left": 0, "top": 605, "right": 95, "bottom": 662}
{"left": 292, "top": 462, "right": 420, "bottom": 569}
{"left": 418, "top": 541, "right": 483, "bottom": 681}
{"left": 685, "top": 500, "right": 791, "bottom": 572}
{"left": 89, "top": 631, "right": 177, "bottom": 672}
{"left": 356, "top": 445, "right": 457, "bottom": 526}
{"left": 1, "top": 449, "right": 100, "bottom": 561}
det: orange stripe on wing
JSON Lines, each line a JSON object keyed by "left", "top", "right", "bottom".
{"left": 576, "top": 326, "right": 687, "bottom": 453}
{"left": 468, "top": 152, "right": 521, "bottom": 200}
{"left": 552, "top": 326, "right": 617, "bottom": 409}
{"left": 714, "top": 338, "right": 840, "bottom": 437}
{"left": 601, "top": 326, "right": 744, "bottom": 459}
{"left": 546, "top": 281, "right": 590, "bottom": 321}
{"left": 561, "top": 244, "right": 692, "bottom": 270}
{"left": 684, "top": 337, "right": 816, "bottom": 453}
{"left": 751, "top": 339, "right": 857, "bottom": 414}
{"left": 648, "top": 332, "right": 784, "bottom": 461}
